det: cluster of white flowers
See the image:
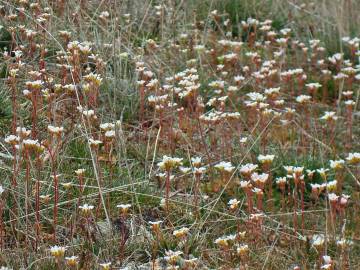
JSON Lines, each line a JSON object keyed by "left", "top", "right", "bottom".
{"left": 214, "top": 161, "right": 235, "bottom": 173}
{"left": 214, "top": 234, "right": 237, "bottom": 247}
{"left": 157, "top": 155, "right": 183, "bottom": 170}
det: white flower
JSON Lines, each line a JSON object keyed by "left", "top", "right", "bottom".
{"left": 47, "top": 125, "right": 64, "bottom": 135}
{"left": 310, "top": 183, "right": 325, "bottom": 193}
{"left": 75, "top": 169, "right": 86, "bottom": 175}
{"left": 236, "top": 244, "right": 249, "bottom": 255}
{"left": 293, "top": 167, "right": 304, "bottom": 176}
{"left": 251, "top": 172, "right": 269, "bottom": 184}
{"left": 240, "top": 180, "right": 251, "bottom": 188}
{"left": 149, "top": 220, "right": 163, "bottom": 231}
{"left": 296, "top": 95, "right": 311, "bottom": 104}
{"left": 193, "top": 167, "right": 206, "bottom": 175}
{"left": 306, "top": 169, "right": 315, "bottom": 178}
{"left": 65, "top": 256, "right": 79, "bottom": 266}
{"left": 179, "top": 166, "right": 191, "bottom": 173}
{"left": 100, "top": 123, "right": 115, "bottom": 131}
{"left": 82, "top": 109, "right": 95, "bottom": 117}
{"left": 89, "top": 138, "right": 102, "bottom": 146}
{"left": 99, "top": 11, "right": 110, "bottom": 19}
{"left": 239, "top": 137, "right": 248, "bottom": 143}
{"left": 340, "top": 194, "right": 350, "bottom": 205}
{"left": 194, "top": 45, "right": 206, "bottom": 52}
{"left": 333, "top": 72, "right": 348, "bottom": 80}
{"left": 228, "top": 86, "right": 238, "bottom": 92}
{"left": 240, "top": 163, "right": 258, "bottom": 174}
{"left": 173, "top": 227, "right": 189, "bottom": 238}
{"left": 320, "top": 111, "right": 338, "bottom": 121}
{"left": 312, "top": 234, "right": 325, "bottom": 247}
{"left": 105, "top": 130, "right": 115, "bottom": 138}
{"left": 50, "top": 245, "right": 66, "bottom": 258}
{"left": 264, "top": 87, "right": 280, "bottom": 96}
{"left": 191, "top": 157, "right": 202, "bottom": 167}
{"left": 23, "top": 139, "right": 44, "bottom": 152}
{"left": 214, "top": 234, "right": 236, "bottom": 247}
{"left": 184, "top": 257, "right": 198, "bottom": 266}
{"left": 346, "top": 152, "right": 360, "bottom": 164}
{"left": 345, "top": 100, "right": 355, "bottom": 107}
{"left": 79, "top": 204, "right": 94, "bottom": 214}
{"left": 99, "top": 262, "right": 111, "bottom": 270}
{"left": 326, "top": 180, "right": 338, "bottom": 191}
{"left": 283, "top": 166, "right": 294, "bottom": 174}
{"left": 116, "top": 204, "right": 131, "bottom": 212}
{"left": 316, "top": 168, "right": 329, "bottom": 178}
{"left": 252, "top": 187, "right": 263, "bottom": 194}
{"left": 249, "top": 213, "right": 265, "bottom": 221}
{"left": 329, "top": 159, "right": 345, "bottom": 170}
{"left": 23, "top": 89, "right": 31, "bottom": 97}
{"left": 160, "top": 198, "right": 166, "bottom": 208}
{"left": 337, "top": 238, "right": 353, "bottom": 248}
{"left": 23, "top": 139, "right": 40, "bottom": 147}
{"left": 258, "top": 154, "right": 275, "bottom": 164}
{"left": 328, "top": 53, "right": 343, "bottom": 64}
{"left": 64, "top": 84, "right": 77, "bottom": 91}
{"left": 323, "top": 255, "right": 332, "bottom": 264}
{"left": 328, "top": 193, "right": 339, "bottom": 202}
{"left": 4, "top": 135, "right": 19, "bottom": 145}
{"left": 228, "top": 198, "right": 240, "bottom": 209}
{"left": 276, "top": 177, "right": 287, "bottom": 185}
{"left": 215, "top": 161, "right": 235, "bottom": 173}
{"left": 246, "top": 92, "right": 265, "bottom": 102}
{"left": 234, "top": 75, "right": 245, "bottom": 83}
{"left": 164, "top": 250, "right": 183, "bottom": 263}
{"left": 157, "top": 156, "right": 183, "bottom": 170}
{"left": 25, "top": 80, "right": 43, "bottom": 89}
{"left": 306, "top": 82, "right": 322, "bottom": 89}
